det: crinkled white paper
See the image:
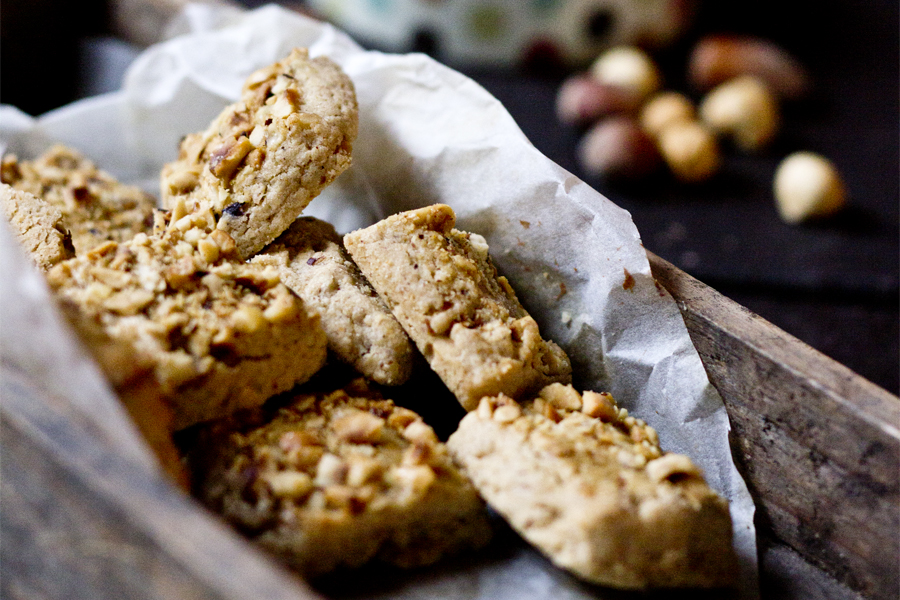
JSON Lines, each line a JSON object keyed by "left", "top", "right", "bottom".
{"left": 0, "top": 4, "right": 757, "bottom": 598}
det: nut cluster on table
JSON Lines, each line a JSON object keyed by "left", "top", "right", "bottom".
{"left": 557, "top": 35, "right": 847, "bottom": 225}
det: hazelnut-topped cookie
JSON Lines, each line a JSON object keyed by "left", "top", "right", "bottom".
{"left": 46, "top": 206, "right": 327, "bottom": 430}
{"left": 447, "top": 383, "right": 737, "bottom": 589}
{"left": 0, "top": 183, "right": 74, "bottom": 271}
{"left": 345, "top": 204, "right": 572, "bottom": 410}
{"left": 2, "top": 145, "right": 157, "bottom": 254}
{"left": 192, "top": 378, "right": 492, "bottom": 578}
{"left": 253, "top": 217, "right": 415, "bottom": 386}
{"left": 161, "top": 48, "right": 358, "bottom": 260}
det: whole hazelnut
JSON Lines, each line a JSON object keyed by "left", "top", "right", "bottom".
{"left": 773, "top": 152, "right": 847, "bottom": 223}
{"left": 555, "top": 74, "right": 642, "bottom": 125}
{"left": 699, "top": 75, "right": 780, "bottom": 152}
{"left": 657, "top": 121, "right": 720, "bottom": 183}
{"left": 577, "top": 116, "right": 661, "bottom": 180}
{"left": 590, "top": 46, "right": 662, "bottom": 103}
{"left": 640, "top": 92, "right": 695, "bottom": 139}
{"left": 689, "top": 34, "right": 811, "bottom": 100}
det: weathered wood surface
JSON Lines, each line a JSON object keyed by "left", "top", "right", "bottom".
{"left": 648, "top": 251, "right": 900, "bottom": 600}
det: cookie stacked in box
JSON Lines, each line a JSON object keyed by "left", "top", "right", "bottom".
{"left": 1, "top": 48, "right": 736, "bottom": 590}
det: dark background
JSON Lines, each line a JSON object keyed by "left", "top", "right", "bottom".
{"left": 1, "top": 0, "right": 897, "bottom": 395}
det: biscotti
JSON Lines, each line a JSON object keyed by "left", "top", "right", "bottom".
{"left": 192, "top": 378, "right": 493, "bottom": 578}
{"left": 446, "top": 383, "right": 737, "bottom": 589}
{"left": 46, "top": 209, "right": 328, "bottom": 430}
{"left": 160, "top": 47, "right": 358, "bottom": 260}
{"left": 57, "top": 299, "right": 189, "bottom": 488}
{"left": 1, "top": 145, "right": 157, "bottom": 254}
{"left": 0, "top": 183, "right": 74, "bottom": 270}
{"left": 344, "top": 204, "right": 572, "bottom": 410}
{"left": 252, "top": 217, "right": 415, "bottom": 386}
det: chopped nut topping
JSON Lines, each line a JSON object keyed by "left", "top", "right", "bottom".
{"left": 85, "top": 240, "right": 119, "bottom": 260}
{"left": 197, "top": 237, "right": 220, "bottom": 264}
{"left": 279, "top": 430, "right": 321, "bottom": 452}
{"left": 539, "top": 382, "right": 583, "bottom": 411}
{"left": 532, "top": 398, "right": 562, "bottom": 423}
{"left": 346, "top": 457, "right": 384, "bottom": 486}
{"left": 402, "top": 420, "right": 438, "bottom": 445}
{"left": 476, "top": 396, "right": 494, "bottom": 420}
{"left": 493, "top": 403, "right": 522, "bottom": 423}
{"left": 333, "top": 411, "right": 385, "bottom": 444}
{"left": 231, "top": 305, "right": 266, "bottom": 333}
{"left": 209, "top": 229, "right": 237, "bottom": 258}
{"left": 193, "top": 374, "right": 491, "bottom": 578}
{"left": 272, "top": 90, "right": 301, "bottom": 118}
{"left": 314, "top": 453, "right": 347, "bottom": 486}
{"left": 266, "top": 471, "right": 313, "bottom": 498}
{"left": 208, "top": 136, "right": 254, "bottom": 180}
{"left": 165, "top": 167, "right": 200, "bottom": 195}
{"left": 581, "top": 391, "right": 618, "bottom": 422}
{"left": 262, "top": 293, "right": 299, "bottom": 323}
{"left": 402, "top": 442, "right": 433, "bottom": 466}
{"left": 646, "top": 453, "right": 703, "bottom": 484}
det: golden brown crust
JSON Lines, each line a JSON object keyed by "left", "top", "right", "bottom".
{"left": 2, "top": 145, "right": 156, "bottom": 254}
{"left": 192, "top": 379, "right": 492, "bottom": 577}
{"left": 252, "top": 217, "right": 415, "bottom": 386}
{"left": 344, "top": 204, "right": 572, "bottom": 410}
{"left": 160, "top": 48, "right": 359, "bottom": 259}
{"left": 0, "top": 183, "right": 75, "bottom": 270}
{"left": 447, "top": 384, "right": 738, "bottom": 589}
{"left": 46, "top": 210, "right": 327, "bottom": 430}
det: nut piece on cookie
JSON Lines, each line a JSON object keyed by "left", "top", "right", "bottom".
{"left": 253, "top": 217, "right": 415, "bottom": 386}
{"left": 2, "top": 145, "right": 157, "bottom": 254}
{"left": 192, "top": 379, "right": 492, "bottom": 578}
{"left": 46, "top": 215, "right": 328, "bottom": 430}
{"left": 344, "top": 204, "right": 572, "bottom": 410}
{"left": 447, "top": 384, "right": 737, "bottom": 589}
{"left": 161, "top": 48, "right": 359, "bottom": 260}
{"left": 1, "top": 183, "right": 75, "bottom": 270}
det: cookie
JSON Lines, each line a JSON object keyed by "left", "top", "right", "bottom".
{"left": 46, "top": 208, "right": 328, "bottom": 430}
{"left": 1, "top": 183, "right": 74, "bottom": 270}
{"left": 252, "top": 217, "right": 415, "bottom": 386}
{"left": 57, "top": 299, "right": 189, "bottom": 488}
{"left": 446, "top": 383, "right": 738, "bottom": 589}
{"left": 343, "top": 204, "right": 572, "bottom": 410}
{"left": 1, "top": 145, "right": 157, "bottom": 254}
{"left": 192, "top": 378, "right": 492, "bottom": 578}
{"left": 161, "top": 48, "right": 359, "bottom": 260}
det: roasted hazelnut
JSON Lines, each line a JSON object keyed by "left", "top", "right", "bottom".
{"left": 688, "top": 34, "right": 811, "bottom": 100}
{"left": 773, "top": 152, "right": 846, "bottom": 223}
{"left": 640, "top": 92, "right": 695, "bottom": 139}
{"left": 657, "top": 121, "right": 720, "bottom": 183}
{"left": 577, "top": 116, "right": 661, "bottom": 180}
{"left": 699, "top": 75, "right": 780, "bottom": 152}
{"left": 590, "top": 46, "right": 662, "bottom": 103}
{"left": 555, "top": 74, "right": 643, "bottom": 125}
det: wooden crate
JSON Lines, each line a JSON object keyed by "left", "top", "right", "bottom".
{"left": 2, "top": 253, "right": 897, "bottom": 599}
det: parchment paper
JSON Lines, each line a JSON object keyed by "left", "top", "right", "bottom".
{"left": 0, "top": 4, "right": 757, "bottom": 598}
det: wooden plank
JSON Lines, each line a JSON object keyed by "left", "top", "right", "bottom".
{"left": 647, "top": 251, "right": 900, "bottom": 600}
{"left": 0, "top": 365, "right": 320, "bottom": 600}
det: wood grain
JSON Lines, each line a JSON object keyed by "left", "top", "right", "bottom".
{"left": 648, "top": 251, "right": 900, "bottom": 600}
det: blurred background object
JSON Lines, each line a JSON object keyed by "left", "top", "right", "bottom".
{"left": 109, "top": 0, "right": 239, "bottom": 46}
{"left": 302, "top": 0, "right": 695, "bottom": 69}
{"left": 0, "top": 0, "right": 897, "bottom": 398}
